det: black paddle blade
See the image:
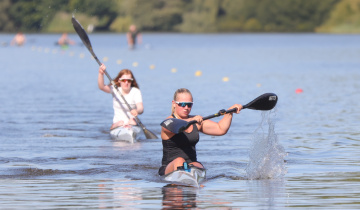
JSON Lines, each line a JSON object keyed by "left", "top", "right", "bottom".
{"left": 243, "top": 93, "right": 278, "bottom": 110}
{"left": 71, "top": 17, "right": 92, "bottom": 51}
{"left": 72, "top": 17, "right": 100, "bottom": 65}
{"left": 143, "top": 128, "right": 158, "bottom": 139}
{"left": 160, "top": 118, "right": 189, "bottom": 134}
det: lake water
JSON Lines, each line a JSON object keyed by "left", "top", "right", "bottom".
{"left": 1, "top": 33, "right": 359, "bottom": 209}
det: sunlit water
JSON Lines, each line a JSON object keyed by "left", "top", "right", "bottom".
{"left": 1, "top": 33, "right": 359, "bottom": 209}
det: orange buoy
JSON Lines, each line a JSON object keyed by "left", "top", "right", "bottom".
{"left": 295, "top": 88, "right": 303, "bottom": 94}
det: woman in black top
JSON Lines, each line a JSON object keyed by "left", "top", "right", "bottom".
{"left": 159, "top": 88, "right": 242, "bottom": 176}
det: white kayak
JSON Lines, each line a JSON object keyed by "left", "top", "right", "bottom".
{"left": 163, "top": 165, "right": 206, "bottom": 187}
{"left": 109, "top": 125, "right": 142, "bottom": 143}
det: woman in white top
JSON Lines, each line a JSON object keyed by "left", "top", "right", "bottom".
{"left": 98, "top": 64, "right": 144, "bottom": 130}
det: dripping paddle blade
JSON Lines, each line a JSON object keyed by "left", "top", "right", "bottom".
{"left": 243, "top": 93, "right": 278, "bottom": 110}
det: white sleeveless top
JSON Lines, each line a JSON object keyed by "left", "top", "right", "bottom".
{"left": 110, "top": 86, "right": 142, "bottom": 124}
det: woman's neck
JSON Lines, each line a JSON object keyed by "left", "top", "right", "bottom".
{"left": 173, "top": 113, "right": 187, "bottom": 120}
{"left": 121, "top": 87, "right": 131, "bottom": 95}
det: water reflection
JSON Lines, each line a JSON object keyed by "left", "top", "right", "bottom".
{"left": 111, "top": 140, "right": 142, "bottom": 151}
{"left": 97, "top": 180, "right": 143, "bottom": 209}
{"left": 246, "top": 179, "right": 287, "bottom": 209}
{"left": 162, "top": 184, "right": 198, "bottom": 209}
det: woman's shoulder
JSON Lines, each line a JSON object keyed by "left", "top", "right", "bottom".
{"left": 130, "top": 87, "right": 141, "bottom": 94}
{"left": 130, "top": 87, "right": 140, "bottom": 91}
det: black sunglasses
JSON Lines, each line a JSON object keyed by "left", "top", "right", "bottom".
{"left": 175, "top": 101, "right": 193, "bottom": 108}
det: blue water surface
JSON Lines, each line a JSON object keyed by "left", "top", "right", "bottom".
{"left": 0, "top": 33, "right": 359, "bottom": 209}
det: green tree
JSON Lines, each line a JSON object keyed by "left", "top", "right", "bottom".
{"left": 316, "top": 0, "right": 360, "bottom": 33}
{"left": 67, "top": 0, "right": 118, "bottom": 30}
{"left": 8, "top": 0, "right": 62, "bottom": 32}
{"left": 0, "top": 0, "right": 353, "bottom": 33}
{"left": 0, "top": 0, "right": 15, "bottom": 32}
{"left": 178, "top": 0, "right": 221, "bottom": 32}
{"left": 240, "top": 0, "right": 339, "bottom": 32}
{"left": 217, "top": 0, "right": 246, "bottom": 31}
{"left": 116, "top": 0, "right": 185, "bottom": 31}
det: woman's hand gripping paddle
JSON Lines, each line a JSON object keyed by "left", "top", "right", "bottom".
{"left": 72, "top": 17, "right": 158, "bottom": 139}
{"left": 160, "top": 93, "right": 278, "bottom": 134}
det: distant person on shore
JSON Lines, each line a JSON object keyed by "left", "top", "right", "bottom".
{"left": 11, "top": 32, "right": 26, "bottom": 46}
{"left": 127, "top": 24, "right": 142, "bottom": 49}
{"left": 58, "top": 33, "right": 75, "bottom": 47}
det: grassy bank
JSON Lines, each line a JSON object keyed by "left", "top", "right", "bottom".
{"left": 44, "top": 12, "right": 99, "bottom": 33}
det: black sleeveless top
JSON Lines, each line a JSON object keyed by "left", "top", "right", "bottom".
{"left": 158, "top": 118, "right": 200, "bottom": 175}
{"left": 130, "top": 31, "right": 139, "bottom": 43}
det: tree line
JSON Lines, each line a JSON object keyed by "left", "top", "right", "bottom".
{"left": 1, "top": 0, "right": 359, "bottom": 33}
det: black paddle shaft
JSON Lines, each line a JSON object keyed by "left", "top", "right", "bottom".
{"left": 160, "top": 93, "right": 278, "bottom": 134}
{"left": 187, "top": 108, "right": 238, "bottom": 126}
{"left": 71, "top": 18, "right": 113, "bottom": 82}
{"left": 71, "top": 17, "right": 158, "bottom": 139}
{"left": 186, "top": 93, "right": 277, "bottom": 128}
